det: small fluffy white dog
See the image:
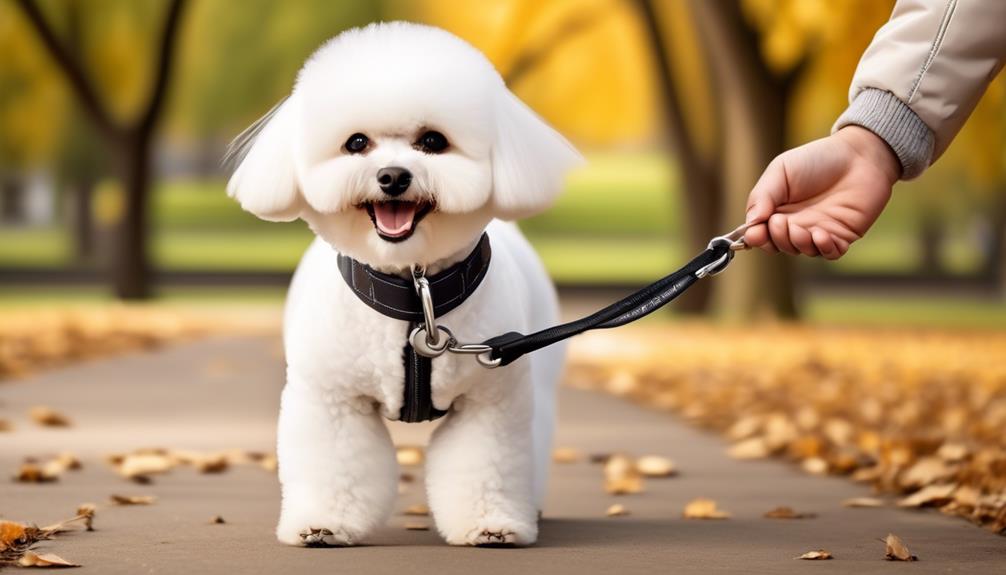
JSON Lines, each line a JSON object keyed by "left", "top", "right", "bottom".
{"left": 227, "top": 22, "right": 582, "bottom": 547}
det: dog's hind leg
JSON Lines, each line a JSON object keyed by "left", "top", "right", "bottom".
{"left": 425, "top": 366, "right": 538, "bottom": 546}
{"left": 274, "top": 375, "right": 397, "bottom": 546}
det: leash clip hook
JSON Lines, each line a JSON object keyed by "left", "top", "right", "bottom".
{"left": 411, "top": 265, "right": 447, "bottom": 352}
{"left": 695, "top": 223, "right": 751, "bottom": 279}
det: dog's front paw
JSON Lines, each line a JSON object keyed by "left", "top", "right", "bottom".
{"left": 471, "top": 528, "right": 518, "bottom": 547}
{"left": 277, "top": 521, "right": 361, "bottom": 547}
{"left": 443, "top": 515, "right": 537, "bottom": 547}
{"left": 300, "top": 527, "right": 353, "bottom": 547}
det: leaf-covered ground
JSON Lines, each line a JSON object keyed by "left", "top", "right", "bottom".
{"left": 567, "top": 324, "right": 1006, "bottom": 535}
{"left": 0, "top": 306, "right": 278, "bottom": 379}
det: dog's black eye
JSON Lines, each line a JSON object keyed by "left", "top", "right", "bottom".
{"left": 417, "top": 130, "right": 449, "bottom": 154}
{"left": 344, "top": 133, "right": 369, "bottom": 154}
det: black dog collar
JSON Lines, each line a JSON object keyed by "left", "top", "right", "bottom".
{"left": 336, "top": 234, "right": 491, "bottom": 423}
{"left": 337, "top": 233, "right": 492, "bottom": 322}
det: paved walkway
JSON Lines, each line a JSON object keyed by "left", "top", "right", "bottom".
{"left": 1, "top": 336, "right": 1002, "bottom": 574}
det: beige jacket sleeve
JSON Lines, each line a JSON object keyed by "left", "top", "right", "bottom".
{"left": 834, "top": 0, "right": 1006, "bottom": 179}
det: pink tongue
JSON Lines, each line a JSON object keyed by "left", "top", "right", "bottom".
{"left": 373, "top": 202, "right": 418, "bottom": 237}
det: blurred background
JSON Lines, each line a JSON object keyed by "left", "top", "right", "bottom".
{"left": 2, "top": 0, "right": 1006, "bottom": 551}
{"left": 0, "top": 0, "right": 1004, "bottom": 327}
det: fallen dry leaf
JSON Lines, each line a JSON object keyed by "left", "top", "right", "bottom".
{"left": 635, "top": 455, "right": 677, "bottom": 477}
{"left": 115, "top": 453, "right": 173, "bottom": 481}
{"left": 937, "top": 442, "right": 970, "bottom": 462}
{"left": 17, "top": 551, "right": 79, "bottom": 568}
{"left": 194, "top": 455, "right": 229, "bottom": 474}
{"left": 843, "top": 497, "right": 885, "bottom": 508}
{"left": 109, "top": 494, "right": 156, "bottom": 506}
{"left": 683, "top": 498, "right": 731, "bottom": 519}
{"left": 552, "top": 447, "right": 581, "bottom": 464}
{"left": 53, "top": 453, "right": 81, "bottom": 472}
{"left": 727, "top": 437, "right": 769, "bottom": 460}
{"left": 28, "top": 406, "right": 71, "bottom": 428}
{"left": 403, "top": 505, "right": 429, "bottom": 516}
{"left": 210, "top": 516, "right": 226, "bottom": 524}
{"left": 764, "top": 506, "right": 816, "bottom": 519}
{"left": 259, "top": 454, "right": 278, "bottom": 472}
{"left": 76, "top": 505, "right": 96, "bottom": 532}
{"left": 884, "top": 533, "right": 917, "bottom": 561}
{"left": 396, "top": 446, "right": 424, "bottom": 467}
{"left": 606, "top": 503, "right": 630, "bottom": 517}
{"left": 801, "top": 457, "right": 829, "bottom": 475}
{"left": 0, "top": 521, "right": 54, "bottom": 565}
{"left": 898, "top": 484, "right": 956, "bottom": 508}
{"left": 796, "top": 550, "right": 833, "bottom": 560}
{"left": 13, "top": 463, "right": 59, "bottom": 484}
{"left": 603, "top": 455, "right": 644, "bottom": 495}
{"left": 404, "top": 523, "right": 429, "bottom": 531}
{"left": 0, "top": 419, "right": 12, "bottom": 432}
{"left": 901, "top": 457, "right": 955, "bottom": 489}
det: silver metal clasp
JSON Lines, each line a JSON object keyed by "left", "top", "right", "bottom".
{"left": 695, "top": 223, "right": 751, "bottom": 279}
{"left": 410, "top": 266, "right": 449, "bottom": 357}
{"left": 409, "top": 266, "right": 500, "bottom": 367}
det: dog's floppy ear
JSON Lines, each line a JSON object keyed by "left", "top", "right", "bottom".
{"left": 225, "top": 97, "right": 303, "bottom": 222}
{"left": 491, "top": 88, "right": 584, "bottom": 220}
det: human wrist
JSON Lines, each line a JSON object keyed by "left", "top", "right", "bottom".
{"left": 832, "top": 88, "right": 934, "bottom": 180}
{"left": 835, "top": 125, "right": 901, "bottom": 186}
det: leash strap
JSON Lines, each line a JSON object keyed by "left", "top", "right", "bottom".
{"left": 480, "top": 238, "right": 737, "bottom": 367}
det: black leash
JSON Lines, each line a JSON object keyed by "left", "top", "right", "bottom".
{"left": 481, "top": 237, "right": 737, "bottom": 367}
{"left": 406, "top": 224, "right": 750, "bottom": 368}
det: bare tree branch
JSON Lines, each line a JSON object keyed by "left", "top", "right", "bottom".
{"left": 14, "top": 0, "right": 118, "bottom": 139}
{"left": 137, "top": 0, "right": 188, "bottom": 135}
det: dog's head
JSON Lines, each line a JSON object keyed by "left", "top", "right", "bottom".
{"left": 227, "top": 22, "right": 582, "bottom": 269}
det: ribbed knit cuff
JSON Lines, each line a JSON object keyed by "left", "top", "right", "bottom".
{"left": 833, "top": 88, "right": 935, "bottom": 180}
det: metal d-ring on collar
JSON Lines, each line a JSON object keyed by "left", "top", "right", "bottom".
{"left": 409, "top": 266, "right": 501, "bottom": 368}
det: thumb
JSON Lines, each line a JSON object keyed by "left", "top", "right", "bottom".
{"left": 746, "top": 199, "right": 772, "bottom": 225}
{"left": 746, "top": 157, "right": 788, "bottom": 225}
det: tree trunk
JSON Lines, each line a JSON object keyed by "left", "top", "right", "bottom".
{"left": 691, "top": 0, "right": 798, "bottom": 321}
{"left": 635, "top": 0, "right": 721, "bottom": 313}
{"left": 114, "top": 135, "right": 152, "bottom": 299}
{"left": 918, "top": 212, "right": 944, "bottom": 274}
{"left": 983, "top": 188, "right": 1006, "bottom": 290}
{"left": 71, "top": 176, "right": 95, "bottom": 260}
{"left": 1, "top": 176, "right": 25, "bottom": 222}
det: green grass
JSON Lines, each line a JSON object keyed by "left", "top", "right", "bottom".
{"left": 805, "top": 294, "right": 1006, "bottom": 330}
{"left": 152, "top": 228, "right": 313, "bottom": 271}
{"left": 0, "top": 227, "right": 71, "bottom": 268}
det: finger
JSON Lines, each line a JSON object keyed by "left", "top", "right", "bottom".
{"left": 833, "top": 236, "right": 851, "bottom": 257}
{"left": 814, "top": 220, "right": 858, "bottom": 255}
{"left": 810, "top": 227, "right": 840, "bottom": 260}
{"left": 768, "top": 213, "right": 798, "bottom": 255}
{"left": 744, "top": 223, "right": 770, "bottom": 248}
{"left": 788, "top": 222, "right": 820, "bottom": 257}
{"left": 746, "top": 157, "right": 788, "bottom": 224}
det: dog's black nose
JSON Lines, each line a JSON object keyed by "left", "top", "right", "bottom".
{"left": 376, "top": 167, "right": 412, "bottom": 196}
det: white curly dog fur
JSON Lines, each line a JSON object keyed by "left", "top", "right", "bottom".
{"left": 227, "top": 22, "right": 582, "bottom": 547}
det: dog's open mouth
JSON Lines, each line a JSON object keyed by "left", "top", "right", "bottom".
{"left": 363, "top": 200, "right": 433, "bottom": 242}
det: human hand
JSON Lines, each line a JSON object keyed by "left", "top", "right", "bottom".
{"left": 743, "top": 126, "right": 901, "bottom": 259}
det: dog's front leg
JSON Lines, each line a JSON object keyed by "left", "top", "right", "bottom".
{"left": 275, "top": 375, "right": 397, "bottom": 546}
{"left": 425, "top": 366, "right": 538, "bottom": 546}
